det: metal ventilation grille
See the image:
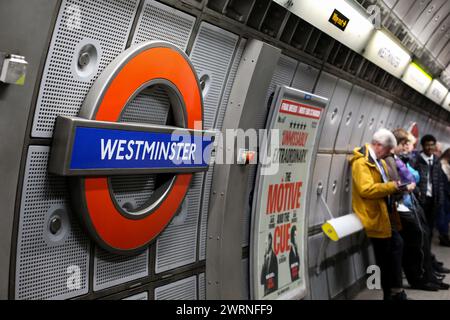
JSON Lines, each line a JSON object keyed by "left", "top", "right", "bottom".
{"left": 242, "top": 54, "right": 298, "bottom": 247}
{"left": 131, "top": 0, "right": 195, "bottom": 50}
{"left": 96, "top": 89, "right": 170, "bottom": 291}
{"left": 16, "top": 146, "right": 90, "bottom": 300}
{"left": 199, "top": 39, "right": 247, "bottom": 260}
{"left": 198, "top": 273, "right": 205, "bottom": 300}
{"left": 31, "top": 0, "right": 139, "bottom": 138}
{"left": 122, "top": 292, "right": 149, "bottom": 300}
{"left": 154, "top": 276, "right": 197, "bottom": 300}
{"left": 156, "top": 173, "right": 203, "bottom": 273}
{"left": 188, "top": 22, "right": 238, "bottom": 261}
{"left": 93, "top": 247, "right": 148, "bottom": 291}
{"left": 189, "top": 22, "right": 239, "bottom": 129}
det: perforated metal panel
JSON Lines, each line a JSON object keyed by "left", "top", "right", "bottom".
{"left": 241, "top": 54, "right": 298, "bottom": 247}
{"left": 291, "top": 62, "right": 319, "bottom": 92}
{"left": 156, "top": 173, "right": 202, "bottom": 273}
{"left": 131, "top": 0, "right": 195, "bottom": 50}
{"left": 185, "top": 22, "right": 238, "bottom": 262}
{"left": 199, "top": 39, "right": 247, "bottom": 257}
{"left": 123, "top": 292, "right": 149, "bottom": 300}
{"left": 154, "top": 276, "right": 197, "bottom": 300}
{"left": 16, "top": 146, "right": 90, "bottom": 300}
{"left": 31, "top": 0, "right": 139, "bottom": 138}
{"left": 93, "top": 247, "right": 148, "bottom": 291}
{"left": 198, "top": 273, "right": 206, "bottom": 300}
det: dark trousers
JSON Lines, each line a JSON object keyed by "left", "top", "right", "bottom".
{"left": 370, "top": 230, "right": 404, "bottom": 299}
{"left": 421, "top": 196, "right": 436, "bottom": 243}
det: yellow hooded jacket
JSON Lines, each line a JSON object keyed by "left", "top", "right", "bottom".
{"left": 349, "top": 144, "right": 398, "bottom": 238}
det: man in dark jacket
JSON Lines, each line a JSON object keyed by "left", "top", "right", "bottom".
{"left": 260, "top": 233, "right": 278, "bottom": 296}
{"left": 412, "top": 134, "right": 450, "bottom": 247}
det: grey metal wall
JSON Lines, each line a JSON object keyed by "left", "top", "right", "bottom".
{"left": 1, "top": 0, "right": 450, "bottom": 300}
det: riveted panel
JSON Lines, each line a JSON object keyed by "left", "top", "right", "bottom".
{"left": 318, "top": 79, "right": 352, "bottom": 151}
{"left": 349, "top": 91, "right": 376, "bottom": 148}
{"left": 309, "top": 154, "right": 332, "bottom": 228}
{"left": 131, "top": 0, "right": 196, "bottom": 50}
{"left": 326, "top": 154, "right": 348, "bottom": 220}
{"left": 410, "top": 0, "right": 446, "bottom": 38}
{"left": 339, "top": 155, "right": 353, "bottom": 217}
{"left": 335, "top": 86, "right": 365, "bottom": 152}
{"left": 15, "top": 146, "right": 90, "bottom": 300}
{"left": 31, "top": 0, "right": 139, "bottom": 138}
{"left": 361, "top": 95, "right": 384, "bottom": 145}
{"left": 403, "top": 0, "right": 431, "bottom": 29}
{"left": 154, "top": 276, "right": 197, "bottom": 300}
{"left": 418, "top": 2, "right": 450, "bottom": 45}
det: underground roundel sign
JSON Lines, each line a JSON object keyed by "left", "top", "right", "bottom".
{"left": 49, "top": 41, "right": 214, "bottom": 255}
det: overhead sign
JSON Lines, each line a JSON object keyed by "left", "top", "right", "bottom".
{"left": 426, "top": 79, "right": 448, "bottom": 105}
{"left": 275, "top": 0, "right": 374, "bottom": 53}
{"left": 363, "top": 29, "right": 411, "bottom": 78}
{"left": 49, "top": 41, "right": 208, "bottom": 255}
{"left": 250, "top": 86, "right": 327, "bottom": 300}
{"left": 328, "top": 9, "right": 349, "bottom": 31}
{"left": 401, "top": 62, "right": 432, "bottom": 94}
{"left": 50, "top": 117, "right": 214, "bottom": 175}
{"left": 442, "top": 92, "right": 450, "bottom": 111}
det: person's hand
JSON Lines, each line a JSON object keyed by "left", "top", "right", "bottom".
{"left": 406, "top": 182, "right": 416, "bottom": 192}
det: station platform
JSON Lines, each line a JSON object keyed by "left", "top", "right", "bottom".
{"left": 354, "top": 236, "right": 450, "bottom": 300}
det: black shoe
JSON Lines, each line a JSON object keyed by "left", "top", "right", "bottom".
{"left": 439, "top": 235, "right": 450, "bottom": 247}
{"left": 431, "top": 281, "right": 450, "bottom": 290}
{"left": 434, "top": 273, "right": 446, "bottom": 281}
{"left": 411, "top": 282, "right": 439, "bottom": 291}
{"left": 391, "top": 290, "right": 409, "bottom": 300}
{"left": 434, "top": 265, "right": 450, "bottom": 274}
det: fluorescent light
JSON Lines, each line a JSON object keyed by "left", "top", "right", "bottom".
{"left": 426, "top": 79, "right": 448, "bottom": 105}
{"left": 275, "top": 0, "right": 374, "bottom": 53}
{"left": 401, "top": 62, "right": 433, "bottom": 94}
{"left": 363, "top": 29, "right": 411, "bottom": 78}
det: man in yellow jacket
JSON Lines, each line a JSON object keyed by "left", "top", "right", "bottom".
{"left": 350, "top": 128, "right": 415, "bottom": 300}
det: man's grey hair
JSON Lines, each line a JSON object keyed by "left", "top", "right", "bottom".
{"left": 372, "top": 128, "right": 397, "bottom": 148}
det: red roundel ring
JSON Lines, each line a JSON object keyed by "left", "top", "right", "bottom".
{"left": 70, "top": 41, "right": 203, "bottom": 255}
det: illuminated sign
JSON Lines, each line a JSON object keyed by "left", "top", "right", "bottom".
{"left": 442, "top": 92, "right": 450, "bottom": 111}
{"left": 425, "top": 79, "right": 448, "bottom": 105}
{"left": 402, "top": 62, "right": 432, "bottom": 94}
{"left": 363, "top": 30, "right": 411, "bottom": 78}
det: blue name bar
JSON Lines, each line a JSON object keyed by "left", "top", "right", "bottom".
{"left": 70, "top": 127, "right": 213, "bottom": 171}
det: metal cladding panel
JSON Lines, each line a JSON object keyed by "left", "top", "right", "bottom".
{"left": 394, "top": 105, "right": 408, "bottom": 129}
{"left": 432, "top": 29, "right": 450, "bottom": 58}
{"left": 154, "top": 276, "right": 197, "bottom": 300}
{"left": 313, "top": 72, "right": 338, "bottom": 101}
{"left": 335, "top": 86, "right": 365, "bottom": 152}
{"left": 93, "top": 247, "right": 148, "bottom": 291}
{"left": 375, "top": 99, "right": 393, "bottom": 130}
{"left": 309, "top": 154, "right": 332, "bottom": 227}
{"left": 188, "top": 23, "right": 238, "bottom": 261}
{"left": 131, "top": 0, "right": 196, "bottom": 50}
{"left": 403, "top": 109, "right": 420, "bottom": 129}
{"left": 15, "top": 146, "right": 90, "bottom": 300}
{"left": 416, "top": 113, "right": 430, "bottom": 136}
{"left": 361, "top": 95, "right": 384, "bottom": 145}
{"left": 418, "top": 2, "right": 450, "bottom": 44}
{"left": 310, "top": 269, "right": 330, "bottom": 300}
{"left": 31, "top": 0, "right": 139, "bottom": 138}
{"left": 326, "top": 233, "right": 352, "bottom": 259}
{"left": 403, "top": 0, "right": 431, "bottom": 28}
{"left": 383, "top": 0, "right": 397, "bottom": 8}
{"left": 156, "top": 172, "right": 203, "bottom": 273}
{"left": 198, "top": 273, "right": 205, "bottom": 300}
{"left": 318, "top": 79, "right": 352, "bottom": 151}
{"left": 424, "top": 15, "right": 450, "bottom": 52}
{"left": 200, "top": 39, "right": 246, "bottom": 257}
{"left": 326, "top": 154, "right": 347, "bottom": 220}
{"left": 393, "top": 0, "right": 413, "bottom": 19}
{"left": 386, "top": 103, "right": 401, "bottom": 130}
{"left": 308, "top": 233, "right": 324, "bottom": 268}
{"left": 411, "top": 0, "right": 447, "bottom": 38}
{"left": 437, "top": 41, "right": 450, "bottom": 66}
{"left": 291, "top": 62, "right": 319, "bottom": 92}
{"left": 123, "top": 292, "right": 149, "bottom": 300}
{"left": 242, "top": 258, "right": 250, "bottom": 300}
{"left": 241, "top": 53, "right": 298, "bottom": 247}
{"left": 349, "top": 91, "right": 376, "bottom": 148}
{"left": 326, "top": 255, "right": 356, "bottom": 298}
{"left": 339, "top": 156, "right": 353, "bottom": 217}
